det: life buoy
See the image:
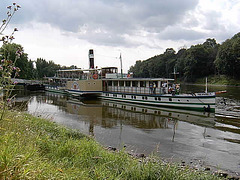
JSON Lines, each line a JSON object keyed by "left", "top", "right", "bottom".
{"left": 92, "top": 74, "right": 98, "bottom": 79}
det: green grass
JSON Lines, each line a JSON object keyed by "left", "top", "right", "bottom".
{"left": 0, "top": 109, "right": 222, "bottom": 179}
{"left": 194, "top": 75, "right": 240, "bottom": 86}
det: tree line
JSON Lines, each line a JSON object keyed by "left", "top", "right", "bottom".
{"left": 1, "top": 32, "right": 240, "bottom": 81}
{"left": 129, "top": 32, "right": 240, "bottom": 82}
{"left": 0, "top": 43, "right": 78, "bottom": 79}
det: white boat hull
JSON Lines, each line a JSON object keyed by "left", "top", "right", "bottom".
{"left": 100, "top": 92, "right": 216, "bottom": 112}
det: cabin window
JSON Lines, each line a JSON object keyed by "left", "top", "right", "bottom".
{"left": 155, "top": 97, "right": 157, "bottom": 101}
{"left": 132, "top": 81, "right": 138, "bottom": 87}
{"left": 140, "top": 81, "right": 146, "bottom": 87}
{"left": 158, "top": 97, "right": 161, "bottom": 101}
{"left": 119, "top": 81, "right": 124, "bottom": 86}
{"left": 108, "top": 81, "right": 112, "bottom": 86}
{"left": 145, "top": 97, "right": 148, "bottom": 100}
{"left": 169, "top": 98, "right": 172, "bottom": 101}
{"left": 126, "top": 81, "right": 130, "bottom": 87}
{"left": 113, "top": 81, "right": 118, "bottom": 86}
{"left": 142, "top": 96, "right": 144, "bottom": 100}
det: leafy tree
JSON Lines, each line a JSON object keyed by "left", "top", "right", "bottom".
{"left": 175, "top": 48, "right": 187, "bottom": 78}
{"left": 35, "top": 58, "right": 61, "bottom": 78}
{"left": 129, "top": 38, "right": 221, "bottom": 82}
{"left": 129, "top": 48, "right": 177, "bottom": 78}
{"left": 0, "top": 43, "right": 33, "bottom": 79}
{"left": 215, "top": 33, "right": 240, "bottom": 78}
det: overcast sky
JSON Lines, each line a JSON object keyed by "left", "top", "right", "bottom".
{"left": 1, "top": 0, "right": 240, "bottom": 72}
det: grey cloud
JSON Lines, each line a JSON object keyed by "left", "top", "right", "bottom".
{"left": 202, "top": 11, "right": 224, "bottom": 31}
{"left": 2, "top": 0, "right": 200, "bottom": 46}
{"left": 159, "top": 26, "right": 206, "bottom": 41}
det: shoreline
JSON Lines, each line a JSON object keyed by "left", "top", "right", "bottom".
{"left": 109, "top": 144, "right": 240, "bottom": 179}
{"left": 183, "top": 82, "right": 240, "bottom": 88}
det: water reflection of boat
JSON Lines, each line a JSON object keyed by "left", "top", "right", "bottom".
{"left": 101, "top": 100, "right": 216, "bottom": 129}
{"left": 66, "top": 97, "right": 216, "bottom": 130}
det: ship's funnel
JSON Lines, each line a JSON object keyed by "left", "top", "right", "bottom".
{"left": 89, "top": 49, "right": 94, "bottom": 69}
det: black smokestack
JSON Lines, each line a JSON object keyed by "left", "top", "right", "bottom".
{"left": 89, "top": 49, "right": 94, "bottom": 69}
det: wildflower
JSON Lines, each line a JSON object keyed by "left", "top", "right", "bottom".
{"left": 9, "top": 36, "right": 15, "bottom": 40}
{"left": 0, "top": 37, "right": 6, "bottom": 41}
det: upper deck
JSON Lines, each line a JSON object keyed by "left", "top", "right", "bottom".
{"left": 48, "top": 67, "right": 176, "bottom": 95}
{"left": 102, "top": 77, "right": 175, "bottom": 95}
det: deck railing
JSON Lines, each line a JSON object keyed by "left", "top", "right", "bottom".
{"left": 106, "top": 86, "right": 167, "bottom": 95}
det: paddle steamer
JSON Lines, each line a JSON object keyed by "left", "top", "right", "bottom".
{"left": 46, "top": 49, "right": 216, "bottom": 112}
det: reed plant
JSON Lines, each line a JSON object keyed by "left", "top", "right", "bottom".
{"left": 0, "top": 110, "right": 222, "bottom": 179}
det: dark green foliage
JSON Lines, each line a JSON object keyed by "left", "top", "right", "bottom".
{"left": 129, "top": 48, "right": 177, "bottom": 78}
{"left": 129, "top": 37, "right": 223, "bottom": 82}
{"left": 35, "top": 58, "right": 61, "bottom": 79}
{"left": 0, "top": 43, "right": 79, "bottom": 80}
{"left": 215, "top": 32, "right": 240, "bottom": 78}
{"left": 0, "top": 43, "right": 34, "bottom": 79}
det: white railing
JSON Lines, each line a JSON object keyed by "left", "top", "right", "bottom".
{"left": 106, "top": 86, "right": 166, "bottom": 94}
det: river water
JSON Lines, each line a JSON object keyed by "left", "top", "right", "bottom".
{"left": 13, "top": 85, "right": 240, "bottom": 175}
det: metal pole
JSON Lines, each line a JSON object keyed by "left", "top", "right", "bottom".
{"left": 120, "top": 53, "right": 123, "bottom": 78}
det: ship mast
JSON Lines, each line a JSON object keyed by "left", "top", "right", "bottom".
{"left": 172, "top": 67, "right": 179, "bottom": 83}
{"left": 120, "top": 53, "right": 123, "bottom": 78}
